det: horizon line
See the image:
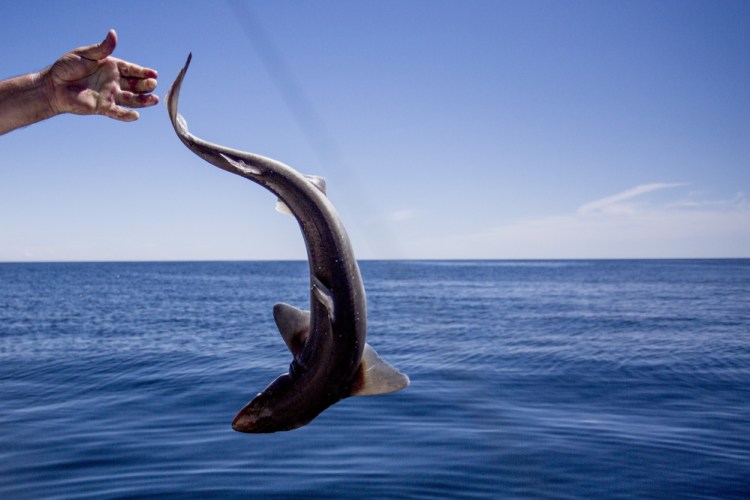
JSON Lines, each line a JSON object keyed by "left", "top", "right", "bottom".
{"left": 1, "top": 257, "right": 749, "bottom": 265}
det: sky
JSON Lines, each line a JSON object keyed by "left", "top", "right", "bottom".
{"left": 1, "top": 0, "right": 748, "bottom": 261}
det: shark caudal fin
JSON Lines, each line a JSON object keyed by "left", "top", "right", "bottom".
{"left": 275, "top": 175, "right": 328, "bottom": 215}
{"left": 350, "top": 344, "right": 410, "bottom": 396}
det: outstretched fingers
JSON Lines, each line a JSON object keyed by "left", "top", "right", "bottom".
{"left": 120, "top": 76, "right": 158, "bottom": 94}
{"left": 115, "top": 59, "right": 158, "bottom": 105}
{"left": 117, "top": 90, "right": 159, "bottom": 109}
{"left": 100, "top": 88, "right": 159, "bottom": 122}
{"left": 117, "top": 59, "right": 157, "bottom": 80}
{"left": 104, "top": 105, "right": 139, "bottom": 122}
{"left": 109, "top": 58, "right": 159, "bottom": 121}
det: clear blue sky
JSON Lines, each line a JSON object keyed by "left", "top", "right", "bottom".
{"left": 1, "top": 0, "right": 748, "bottom": 261}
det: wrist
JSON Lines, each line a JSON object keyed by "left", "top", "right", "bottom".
{"left": 0, "top": 70, "right": 56, "bottom": 134}
{"left": 34, "top": 67, "right": 61, "bottom": 119}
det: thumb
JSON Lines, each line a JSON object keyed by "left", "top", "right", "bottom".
{"left": 75, "top": 29, "right": 117, "bottom": 61}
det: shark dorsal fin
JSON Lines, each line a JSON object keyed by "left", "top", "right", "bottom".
{"left": 350, "top": 344, "right": 410, "bottom": 397}
{"left": 275, "top": 175, "right": 328, "bottom": 215}
{"left": 305, "top": 175, "right": 327, "bottom": 196}
{"left": 272, "top": 303, "right": 311, "bottom": 357}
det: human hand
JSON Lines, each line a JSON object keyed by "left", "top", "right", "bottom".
{"left": 42, "top": 29, "right": 158, "bottom": 121}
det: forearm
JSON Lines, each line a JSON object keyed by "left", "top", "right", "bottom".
{"left": 0, "top": 70, "right": 57, "bottom": 135}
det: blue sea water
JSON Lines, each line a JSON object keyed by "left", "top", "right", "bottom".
{"left": 0, "top": 260, "right": 748, "bottom": 498}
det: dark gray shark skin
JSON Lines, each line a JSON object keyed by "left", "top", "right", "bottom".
{"left": 167, "top": 54, "right": 409, "bottom": 433}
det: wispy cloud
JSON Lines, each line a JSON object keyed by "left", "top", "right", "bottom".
{"left": 577, "top": 183, "right": 686, "bottom": 215}
{"left": 412, "top": 184, "right": 750, "bottom": 259}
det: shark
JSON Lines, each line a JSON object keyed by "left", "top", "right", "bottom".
{"left": 166, "top": 54, "right": 409, "bottom": 433}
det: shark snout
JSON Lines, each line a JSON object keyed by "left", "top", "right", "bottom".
{"left": 231, "top": 411, "right": 253, "bottom": 433}
{"left": 232, "top": 401, "right": 279, "bottom": 433}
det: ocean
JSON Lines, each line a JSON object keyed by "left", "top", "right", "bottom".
{"left": 0, "top": 260, "right": 748, "bottom": 498}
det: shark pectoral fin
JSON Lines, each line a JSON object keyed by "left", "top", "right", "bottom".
{"left": 274, "top": 175, "right": 327, "bottom": 216}
{"left": 350, "top": 343, "right": 410, "bottom": 397}
{"left": 273, "top": 303, "right": 311, "bottom": 357}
